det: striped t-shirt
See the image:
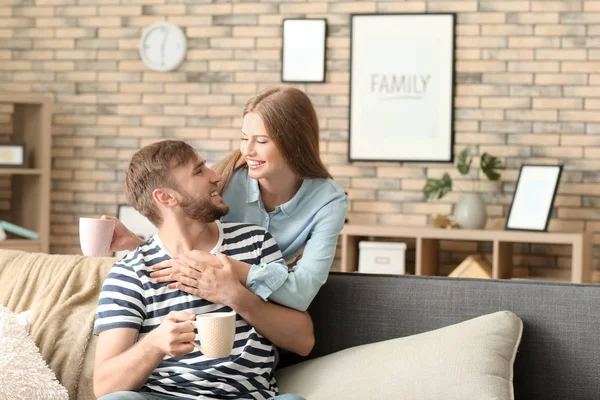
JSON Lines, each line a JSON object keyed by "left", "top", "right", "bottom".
{"left": 94, "top": 220, "right": 284, "bottom": 399}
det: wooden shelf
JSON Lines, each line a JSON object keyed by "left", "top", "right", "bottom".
{"left": 0, "top": 93, "right": 52, "bottom": 105}
{"left": 342, "top": 225, "right": 585, "bottom": 245}
{"left": 0, "top": 93, "right": 52, "bottom": 253}
{"left": 341, "top": 224, "right": 593, "bottom": 284}
{"left": 0, "top": 168, "right": 43, "bottom": 175}
{"left": 0, "top": 239, "right": 41, "bottom": 252}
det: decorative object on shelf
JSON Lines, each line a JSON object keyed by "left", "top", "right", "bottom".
{"left": 424, "top": 148, "right": 503, "bottom": 229}
{"left": 358, "top": 241, "right": 407, "bottom": 275}
{"left": 349, "top": 13, "right": 455, "bottom": 162}
{"left": 0, "top": 144, "right": 24, "bottom": 167}
{"left": 281, "top": 18, "right": 327, "bottom": 83}
{"left": 0, "top": 225, "right": 5, "bottom": 241}
{"left": 454, "top": 193, "right": 487, "bottom": 230}
{"left": 506, "top": 164, "right": 562, "bottom": 232}
{"left": 115, "top": 204, "right": 157, "bottom": 259}
{"left": 0, "top": 220, "right": 39, "bottom": 240}
{"left": 139, "top": 22, "right": 187, "bottom": 72}
{"left": 431, "top": 213, "right": 459, "bottom": 229}
{"left": 448, "top": 255, "right": 492, "bottom": 279}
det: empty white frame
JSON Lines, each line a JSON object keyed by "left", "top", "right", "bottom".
{"left": 115, "top": 204, "right": 157, "bottom": 259}
{"left": 349, "top": 14, "right": 455, "bottom": 162}
{"left": 506, "top": 165, "right": 563, "bottom": 232}
{"left": 282, "top": 19, "right": 327, "bottom": 83}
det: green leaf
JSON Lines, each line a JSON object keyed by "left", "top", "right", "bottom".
{"left": 481, "top": 152, "right": 503, "bottom": 181}
{"left": 457, "top": 148, "right": 472, "bottom": 175}
{"left": 423, "top": 173, "right": 453, "bottom": 200}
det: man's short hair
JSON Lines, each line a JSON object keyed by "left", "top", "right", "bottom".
{"left": 125, "top": 140, "right": 198, "bottom": 226}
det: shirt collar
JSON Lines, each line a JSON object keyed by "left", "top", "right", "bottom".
{"left": 246, "top": 174, "right": 260, "bottom": 203}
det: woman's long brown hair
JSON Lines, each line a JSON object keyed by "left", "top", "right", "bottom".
{"left": 215, "top": 87, "right": 331, "bottom": 194}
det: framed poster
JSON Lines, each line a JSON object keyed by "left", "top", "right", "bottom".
{"left": 505, "top": 165, "right": 562, "bottom": 232}
{"left": 115, "top": 204, "right": 157, "bottom": 259}
{"left": 281, "top": 18, "right": 327, "bottom": 83}
{"left": 349, "top": 13, "right": 456, "bottom": 162}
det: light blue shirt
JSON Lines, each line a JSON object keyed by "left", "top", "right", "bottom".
{"left": 222, "top": 169, "right": 348, "bottom": 311}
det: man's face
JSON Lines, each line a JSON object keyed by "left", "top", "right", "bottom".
{"left": 171, "top": 156, "right": 230, "bottom": 223}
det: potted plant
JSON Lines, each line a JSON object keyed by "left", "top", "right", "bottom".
{"left": 423, "top": 148, "right": 503, "bottom": 229}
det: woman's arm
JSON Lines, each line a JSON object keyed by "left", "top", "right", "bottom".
{"left": 169, "top": 253, "right": 315, "bottom": 356}
{"left": 150, "top": 196, "right": 347, "bottom": 312}
{"left": 246, "top": 196, "right": 348, "bottom": 311}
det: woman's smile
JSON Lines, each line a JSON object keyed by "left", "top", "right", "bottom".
{"left": 247, "top": 159, "right": 266, "bottom": 169}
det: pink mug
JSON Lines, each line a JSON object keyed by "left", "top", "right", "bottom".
{"left": 79, "top": 217, "right": 115, "bottom": 257}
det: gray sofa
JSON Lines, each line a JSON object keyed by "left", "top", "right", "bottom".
{"left": 2, "top": 249, "right": 597, "bottom": 399}
{"left": 279, "top": 272, "right": 600, "bottom": 400}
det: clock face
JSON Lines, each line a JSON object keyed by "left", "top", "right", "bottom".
{"left": 139, "top": 22, "right": 187, "bottom": 72}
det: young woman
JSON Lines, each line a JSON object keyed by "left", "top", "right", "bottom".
{"left": 108, "top": 87, "right": 348, "bottom": 312}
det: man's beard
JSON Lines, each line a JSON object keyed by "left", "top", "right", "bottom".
{"left": 178, "top": 192, "right": 229, "bottom": 223}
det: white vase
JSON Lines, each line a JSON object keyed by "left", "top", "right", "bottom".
{"left": 453, "top": 193, "right": 487, "bottom": 229}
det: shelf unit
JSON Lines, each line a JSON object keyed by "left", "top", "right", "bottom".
{"left": 0, "top": 168, "right": 43, "bottom": 175}
{"left": 340, "top": 224, "right": 593, "bottom": 284}
{"left": 0, "top": 239, "right": 42, "bottom": 252}
{"left": 0, "top": 93, "right": 52, "bottom": 253}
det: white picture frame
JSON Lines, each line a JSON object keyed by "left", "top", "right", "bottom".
{"left": 349, "top": 13, "right": 456, "bottom": 162}
{"left": 505, "top": 165, "right": 563, "bottom": 232}
{"left": 115, "top": 204, "right": 157, "bottom": 259}
{"left": 281, "top": 18, "right": 327, "bottom": 83}
{"left": 0, "top": 144, "right": 25, "bottom": 167}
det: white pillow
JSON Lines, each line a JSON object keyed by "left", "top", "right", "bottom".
{"left": 276, "top": 311, "right": 522, "bottom": 400}
{"left": 0, "top": 305, "right": 69, "bottom": 400}
{"left": 15, "top": 309, "right": 34, "bottom": 332}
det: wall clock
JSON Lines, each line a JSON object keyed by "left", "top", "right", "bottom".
{"left": 139, "top": 22, "right": 187, "bottom": 72}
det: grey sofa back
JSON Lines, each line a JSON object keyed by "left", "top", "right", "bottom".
{"left": 282, "top": 272, "right": 600, "bottom": 400}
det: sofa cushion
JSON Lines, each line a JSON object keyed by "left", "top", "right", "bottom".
{"left": 0, "top": 250, "right": 115, "bottom": 399}
{"left": 275, "top": 311, "right": 522, "bottom": 400}
{"left": 0, "top": 305, "right": 69, "bottom": 400}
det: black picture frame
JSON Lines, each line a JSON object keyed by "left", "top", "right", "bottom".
{"left": 348, "top": 13, "right": 456, "bottom": 163}
{"left": 281, "top": 18, "right": 328, "bottom": 83}
{"left": 505, "top": 164, "right": 563, "bottom": 232}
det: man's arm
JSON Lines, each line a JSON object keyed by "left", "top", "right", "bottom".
{"left": 229, "top": 285, "right": 314, "bottom": 356}
{"left": 93, "top": 312, "right": 197, "bottom": 398}
{"left": 94, "top": 328, "right": 162, "bottom": 398}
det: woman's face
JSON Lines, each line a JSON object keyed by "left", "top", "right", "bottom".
{"left": 240, "top": 112, "right": 290, "bottom": 181}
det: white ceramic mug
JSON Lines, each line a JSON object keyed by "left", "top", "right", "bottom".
{"left": 79, "top": 217, "right": 115, "bottom": 257}
{"left": 194, "top": 311, "right": 237, "bottom": 358}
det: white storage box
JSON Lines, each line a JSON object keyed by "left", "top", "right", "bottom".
{"left": 358, "top": 241, "right": 407, "bottom": 275}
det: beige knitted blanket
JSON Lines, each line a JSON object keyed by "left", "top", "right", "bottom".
{"left": 0, "top": 249, "right": 114, "bottom": 400}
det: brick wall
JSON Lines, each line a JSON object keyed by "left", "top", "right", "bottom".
{"left": 2, "top": 0, "right": 600, "bottom": 281}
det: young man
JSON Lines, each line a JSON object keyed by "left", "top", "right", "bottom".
{"left": 93, "top": 140, "right": 312, "bottom": 400}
